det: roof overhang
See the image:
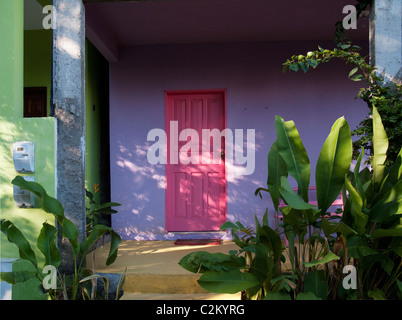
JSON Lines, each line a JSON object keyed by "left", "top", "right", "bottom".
{"left": 83, "top": 0, "right": 369, "bottom": 62}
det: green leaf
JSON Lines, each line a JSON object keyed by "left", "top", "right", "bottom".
{"left": 258, "top": 225, "right": 283, "bottom": 264}
{"left": 304, "top": 270, "right": 328, "bottom": 300}
{"left": 346, "top": 236, "right": 378, "bottom": 258}
{"left": 368, "top": 288, "right": 386, "bottom": 300}
{"left": 12, "top": 176, "right": 65, "bottom": 224}
{"left": 80, "top": 274, "right": 110, "bottom": 300}
{"left": 105, "top": 230, "right": 121, "bottom": 266}
{"left": 92, "top": 202, "right": 121, "bottom": 213}
{"left": 80, "top": 224, "right": 107, "bottom": 254}
{"left": 321, "top": 217, "right": 357, "bottom": 237}
{"left": 254, "top": 215, "right": 262, "bottom": 232}
{"left": 371, "top": 226, "right": 402, "bottom": 238}
{"left": 178, "top": 251, "right": 245, "bottom": 274}
{"left": 254, "top": 187, "right": 269, "bottom": 199}
{"left": 0, "top": 271, "right": 37, "bottom": 285}
{"left": 353, "top": 148, "right": 366, "bottom": 203}
{"left": 275, "top": 116, "right": 310, "bottom": 202}
{"left": 220, "top": 221, "right": 240, "bottom": 232}
{"left": 37, "top": 222, "right": 61, "bottom": 268}
{"left": 344, "top": 177, "right": 368, "bottom": 235}
{"left": 0, "top": 219, "right": 37, "bottom": 269}
{"left": 370, "top": 180, "right": 402, "bottom": 223}
{"left": 284, "top": 225, "right": 296, "bottom": 270}
{"left": 80, "top": 224, "right": 120, "bottom": 266}
{"left": 262, "top": 210, "right": 269, "bottom": 227}
{"left": 115, "top": 267, "right": 127, "bottom": 300}
{"left": 350, "top": 74, "right": 364, "bottom": 81}
{"left": 12, "top": 176, "right": 79, "bottom": 245}
{"left": 267, "top": 140, "right": 288, "bottom": 212}
{"left": 279, "top": 177, "right": 317, "bottom": 211}
{"left": 249, "top": 243, "right": 271, "bottom": 284}
{"left": 306, "top": 59, "right": 318, "bottom": 68}
{"left": 304, "top": 252, "right": 339, "bottom": 267}
{"left": 271, "top": 274, "right": 298, "bottom": 287}
{"left": 264, "top": 292, "right": 291, "bottom": 300}
{"left": 316, "top": 117, "right": 352, "bottom": 213}
{"left": 393, "top": 246, "right": 402, "bottom": 258}
{"left": 348, "top": 67, "right": 359, "bottom": 78}
{"left": 378, "top": 147, "right": 402, "bottom": 198}
{"left": 381, "top": 257, "right": 395, "bottom": 275}
{"left": 299, "top": 61, "right": 309, "bottom": 73}
{"left": 296, "top": 292, "right": 322, "bottom": 300}
{"left": 397, "top": 279, "right": 402, "bottom": 292}
{"left": 372, "top": 106, "right": 389, "bottom": 188}
{"left": 289, "top": 63, "right": 299, "bottom": 72}
{"left": 198, "top": 270, "right": 259, "bottom": 294}
{"left": 281, "top": 206, "right": 303, "bottom": 229}
{"left": 85, "top": 189, "right": 94, "bottom": 202}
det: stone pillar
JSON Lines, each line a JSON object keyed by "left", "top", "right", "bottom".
{"left": 370, "top": 0, "right": 402, "bottom": 85}
{"left": 52, "top": 0, "right": 86, "bottom": 274}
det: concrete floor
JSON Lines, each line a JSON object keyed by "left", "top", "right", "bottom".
{"left": 86, "top": 240, "right": 242, "bottom": 300}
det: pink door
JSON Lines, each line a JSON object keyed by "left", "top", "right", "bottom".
{"left": 165, "top": 90, "right": 227, "bottom": 232}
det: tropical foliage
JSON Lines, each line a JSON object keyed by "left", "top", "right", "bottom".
{"left": 282, "top": 2, "right": 402, "bottom": 167}
{"left": 85, "top": 187, "right": 121, "bottom": 237}
{"left": 179, "top": 108, "right": 402, "bottom": 300}
{"left": 0, "top": 177, "right": 123, "bottom": 300}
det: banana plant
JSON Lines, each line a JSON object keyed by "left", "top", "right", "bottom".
{"left": 85, "top": 188, "right": 121, "bottom": 237}
{"left": 340, "top": 106, "right": 402, "bottom": 299}
{"left": 180, "top": 109, "right": 401, "bottom": 299}
{"left": 268, "top": 115, "right": 353, "bottom": 299}
{"left": 179, "top": 211, "right": 294, "bottom": 299}
{"left": 263, "top": 108, "right": 401, "bottom": 299}
{"left": 0, "top": 177, "right": 122, "bottom": 300}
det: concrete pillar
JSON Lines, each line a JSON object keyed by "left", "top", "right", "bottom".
{"left": 370, "top": 0, "right": 402, "bottom": 85}
{"left": 52, "top": 0, "right": 86, "bottom": 273}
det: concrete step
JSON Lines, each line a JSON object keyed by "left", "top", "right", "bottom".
{"left": 124, "top": 273, "right": 205, "bottom": 294}
{"left": 86, "top": 240, "right": 241, "bottom": 300}
{"left": 121, "top": 292, "right": 241, "bottom": 300}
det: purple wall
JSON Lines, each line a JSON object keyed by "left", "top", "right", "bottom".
{"left": 109, "top": 41, "right": 368, "bottom": 240}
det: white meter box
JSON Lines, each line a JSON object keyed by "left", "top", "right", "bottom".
{"left": 13, "top": 176, "right": 35, "bottom": 208}
{"left": 13, "top": 141, "right": 34, "bottom": 173}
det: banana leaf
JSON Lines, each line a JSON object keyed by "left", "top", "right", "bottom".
{"left": 316, "top": 117, "right": 352, "bottom": 213}
{"left": 197, "top": 270, "right": 259, "bottom": 294}
{"left": 275, "top": 116, "right": 310, "bottom": 202}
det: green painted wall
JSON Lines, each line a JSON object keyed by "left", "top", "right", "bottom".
{"left": 24, "top": 30, "right": 52, "bottom": 116}
{"left": 0, "top": 0, "right": 52, "bottom": 264}
{"left": 0, "top": 2, "right": 55, "bottom": 300}
{"left": 0, "top": 0, "right": 23, "bottom": 118}
{"left": 23, "top": 30, "right": 109, "bottom": 194}
{"left": 1, "top": 0, "right": 109, "bottom": 299}
{"left": 85, "top": 40, "right": 110, "bottom": 205}
{"left": 0, "top": 117, "right": 56, "bottom": 300}
{"left": 0, "top": 117, "right": 56, "bottom": 259}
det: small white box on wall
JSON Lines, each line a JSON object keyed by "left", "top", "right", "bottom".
{"left": 0, "top": 259, "right": 18, "bottom": 300}
{"left": 13, "top": 176, "right": 35, "bottom": 208}
{"left": 13, "top": 141, "right": 35, "bottom": 173}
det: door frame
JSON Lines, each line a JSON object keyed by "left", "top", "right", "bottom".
{"left": 164, "top": 89, "right": 227, "bottom": 232}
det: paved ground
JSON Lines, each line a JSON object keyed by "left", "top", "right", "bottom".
{"left": 86, "top": 240, "right": 242, "bottom": 300}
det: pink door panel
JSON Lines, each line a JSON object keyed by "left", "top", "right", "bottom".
{"left": 165, "top": 91, "right": 226, "bottom": 232}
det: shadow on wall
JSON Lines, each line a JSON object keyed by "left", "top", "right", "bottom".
{"left": 111, "top": 126, "right": 273, "bottom": 240}
{"left": 113, "top": 140, "right": 167, "bottom": 240}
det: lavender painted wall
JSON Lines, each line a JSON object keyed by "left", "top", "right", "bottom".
{"left": 109, "top": 41, "right": 368, "bottom": 240}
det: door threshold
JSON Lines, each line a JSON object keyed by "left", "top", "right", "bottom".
{"left": 168, "top": 231, "right": 227, "bottom": 234}
{"left": 174, "top": 239, "right": 222, "bottom": 246}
